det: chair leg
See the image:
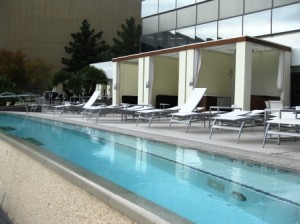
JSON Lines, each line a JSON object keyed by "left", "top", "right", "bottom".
{"left": 209, "top": 120, "right": 217, "bottom": 139}
{"left": 262, "top": 123, "right": 271, "bottom": 148}
{"left": 168, "top": 116, "right": 174, "bottom": 130}
{"left": 237, "top": 121, "right": 245, "bottom": 144}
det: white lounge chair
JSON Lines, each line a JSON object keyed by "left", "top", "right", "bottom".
{"left": 263, "top": 109, "right": 300, "bottom": 147}
{"left": 136, "top": 106, "right": 181, "bottom": 127}
{"left": 168, "top": 88, "right": 207, "bottom": 132}
{"left": 209, "top": 110, "right": 265, "bottom": 143}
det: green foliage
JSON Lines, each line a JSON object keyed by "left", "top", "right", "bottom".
{"left": 61, "top": 19, "right": 109, "bottom": 72}
{"left": 112, "top": 17, "right": 141, "bottom": 57}
{"left": 0, "top": 49, "right": 52, "bottom": 93}
{"left": 52, "top": 66, "right": 108, "bottom": 97}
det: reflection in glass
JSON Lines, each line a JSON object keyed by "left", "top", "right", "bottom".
{"left": 159, "top": 11, "right": 176, "bottom": 32}
{"left": 244, "top": 10, "right": 271, "bottom": 36}
{"left": 176, "top": 26, "right": 196, "bottom": 45}
{"left": 142, "top": 16, "right": 158, "bottom": 35}
{"left": 177, "top": 6, "right": 196, "bottom": 28}
{"left": 218, "top": 17, "right": 242, "bottom": 39}
{"left": 159, "top": 0, "right": 175, "bottom": 13}
{"left": 197, "top": 0, "right": 218, "bottom": 24}
{"left": 157, "top": 31, "right": 176, "bottom": 49}
{"left": 196, "top": 22, "right": 217, "bottom": 42}
{"left": 272, "top": 3, "right": 300, "bottom": 33}
{"left": 273, "top": 0, "right": 300, "bottom": 7}
{"left": 142, "top": 0, "right": 158, "bottom": 17}
{"left": 244, "top": 0, "right": 271, "bottom": 13}
{"left": 141, "top": 34, "right": 158, "bottom": 52}
{"left": 177, "top": 0, "right": 195, "bottom": 8}
{"left": 219, "top": 0, "right": 243, "bottom": 19}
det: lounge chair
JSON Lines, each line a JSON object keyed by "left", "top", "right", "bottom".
{"left": 136, "top": 106, "right": 181, "bottom": 127}
{"left": 168, "top": 88, "right": 207, "bottom": 133}
{"left": 120, "top": 105, "right": 154, "bottom": 121}
{"left": 263, "top": 109, "right": 300, "bottom": 147}
{"left": 209, "top": 110, "right": 265, "bottom": 143}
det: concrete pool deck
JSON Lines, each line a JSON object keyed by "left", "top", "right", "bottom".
{"left": 1, "top": 111, "right": 300, "bottom": 224}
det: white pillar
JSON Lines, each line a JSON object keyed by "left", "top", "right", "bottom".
{"left": 138, "top": 58, "right": 145, "bottom": 104}
{"left": 178, "top": 51, "right": 187, "bottom": 106}
{"left": 112, "top": 62, "right": 119, "bottom": 104}
{"left": 186, "top": 49, "right": 196, "bottom": 99}
{"left": 234, "top": 42, "right": 252, "bottom": 110}
{"left": 283, "top": 51, "right": 291, "bottom": 106}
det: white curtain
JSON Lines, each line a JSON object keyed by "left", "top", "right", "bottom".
{"left": 193, "top": 49, "right": 202, "bottom": 88}
{"left": 148, "top": 57, "right": 154, "bottom": 105}
{"left": 277, "top": 50, "right": 285, "bottom": 101}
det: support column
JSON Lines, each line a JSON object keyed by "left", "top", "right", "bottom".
{"left": 178, "top": 51, "right": 187, "bottom": 106}
{"left": 234, "top": 42, "right": 253, "bottom": 110}
{"left": 283, "top": 51, "right": 291, "bottom": 106}
{"left": 138, "top": 58, "right": 145, "bottom": 104}
{"left": 112, "top": 62, "right": 119, "bottom": 104}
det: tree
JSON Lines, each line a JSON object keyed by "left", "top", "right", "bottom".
{"left": 62, "top": 19, "right": 109, "bottom": 72}
{"left": 112, "top": 17, "right": 141, "bottom": 57}
{"left": 81, "top": 66, "right": 107, "bottom": 96}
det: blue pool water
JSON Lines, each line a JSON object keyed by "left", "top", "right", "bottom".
{"left": 0, "top": 113, "right": 300, "bottom": 224}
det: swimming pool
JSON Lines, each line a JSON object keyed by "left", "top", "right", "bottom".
{"left": 0, "top": 113, "right": 300, "bottom": 224}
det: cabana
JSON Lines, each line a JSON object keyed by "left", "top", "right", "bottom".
{"left": 111, "top": 36, "right": 291, "bottom": 110}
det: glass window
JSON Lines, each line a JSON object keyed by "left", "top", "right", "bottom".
{"left": 176, "top": 26, "right": 196, "bottom": 45}
{"left": 197, "top": 0, "right": 218, "bottom": 24}
{"left": 196, "top": 21, "right": 217, "bottom": 41}
{"left": 244, "top": 0, "right": 272, "bottom": 13}
{"left": 244, "top": 10, "right": 271, "bottom": 36}
{"left": 218, "top": 16, "right": 242, "bottom": 39}
{"left": 273, "top": 0, "right": 300, "bottom": 7}
{"left": 141, "top": 34, "right": 158, "bottom": 52}
{"left": 159, "top": 11, "right": 176, "bottom": 32}
{"left": 157, "top": 31, "right": 176, "bottom": 49}
{"left": 142, "top": 0, "right": 158, "bottom": 17}
{"left": 219, "top": 0, "right": 243, "bottom": 19}
{"left": 177, "top": 6, "right": 196, "bottom": 28}
{"left": 159, "top": 0, "right": 175, "bottom": 13}
{"left": 142, "top": 16, "right": 159, "bottom": 35}
{"left": 177, "top": 0, "right": 195, "bottom": 8}
{"left": 272, "top": 3, "right": 300, "bottom": 33}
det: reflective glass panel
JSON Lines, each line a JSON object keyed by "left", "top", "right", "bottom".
{"left": 141, "top": 34, "right": 158, "bottom": 52}
{"left": 177, "top": 6, "right": 196, "bottom": 28}
{"left": 244, "top": 0, "right": 272, "bottom": 13}
{"left": 219, "top": 0, "right": 243, "bottom": 19}
{"left": 196, "top": 21, "right": 217, "bottom": 42}
{"left": 157, "top": 30, "right": 176, "bottom": 49}
{"left": 197, "top": 0, "right": 218, "bottom": 24}
{"left": 273, "top": 0, "right": 300, "bottom": 7}
{"left": 177, "top": 0, "right": 195, "bottom": 8}
{"left": 142, "top": 0, "right": 158, "bottom": 17}
{"left": 218, "top": 16, "right": 242, "bottom": 39}
{"left": 176, "top": 26, "right": 196, "bottom": 45}
{"left": 244, "top": 10, "right": 271, "bottom": 36}
{"left": 272, "top": 3, "right": 300, "bottom": 33}
{"left": 142, "top": 16, "right": 159, "bottom": 35}
{"left": 159, "top": 0, "right": 175, "bottom": 13}
{"left": 159, "top": 11, "right": 176, "bottom": 32}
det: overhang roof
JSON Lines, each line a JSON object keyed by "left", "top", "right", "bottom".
{"left": 112, "top": 36, "right": 291, "bottom": 62}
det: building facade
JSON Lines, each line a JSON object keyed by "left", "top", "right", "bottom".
{"left": 140, "top": 0, "right": 300, "bottom": 105}
{"left": 0, "top": 0, "right": 141, "bottom": 71}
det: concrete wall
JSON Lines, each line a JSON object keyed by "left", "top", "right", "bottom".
{"left": 0, "top": 0, "right": 141, "bottom": 71}
{"left": 0, "top": 138, "right": 134, "bottom": 224}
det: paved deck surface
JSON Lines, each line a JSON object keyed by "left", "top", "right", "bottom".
{"left": 18, "top": 111, "right": 300, "bottom": 173}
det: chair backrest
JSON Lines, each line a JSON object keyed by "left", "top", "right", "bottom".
{"left": 268, "top": 100, "right": 283, "bottom": 110}
{"left": 179, "top": 88, "right": 207, "bottom": 113}
{"left": 83, "top": 91, "right": 101, "bottom": 109}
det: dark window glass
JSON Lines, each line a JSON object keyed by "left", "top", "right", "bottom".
{"left": 272, "top": 3, "right": 300, "bottom": 33}
{"left": 244, "top": 10, "right": 271, "bottom": 36}
{"left": 142, "top": 16, "right": 159, "bottom": 35}
{"left": 219, "top": 0, "right": 243, "bottom": 19}
{"left": 196, "top": 21, "right": 217, "bottom": 41}
{"left": 197, "top": 0, "right": 218, "bottom": 24}
{"left": 244, "top": 0, "right": 271, "bottom": 13}
{"left": 176, "top": 26, "right": 196, "bottom": 45}
{"left": 273, "top": 0, "right": 300, "bottom": 7}
{"left": 177, "top": 6, "right": 196, "bottom": 28}
{"left": 157, "top": 31, "right": 176, "bottom": 49}
{"left": 218, "top": 16, "right": 242, "bottom": 39}
{"left": 159, "top": 11, "right": 176, "bottom": 32}
{"left": 159, "top": 0, "right": 175, "bottom": 13}
{"left": 142, "top": 0, "right": 158, "bottom": 17}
